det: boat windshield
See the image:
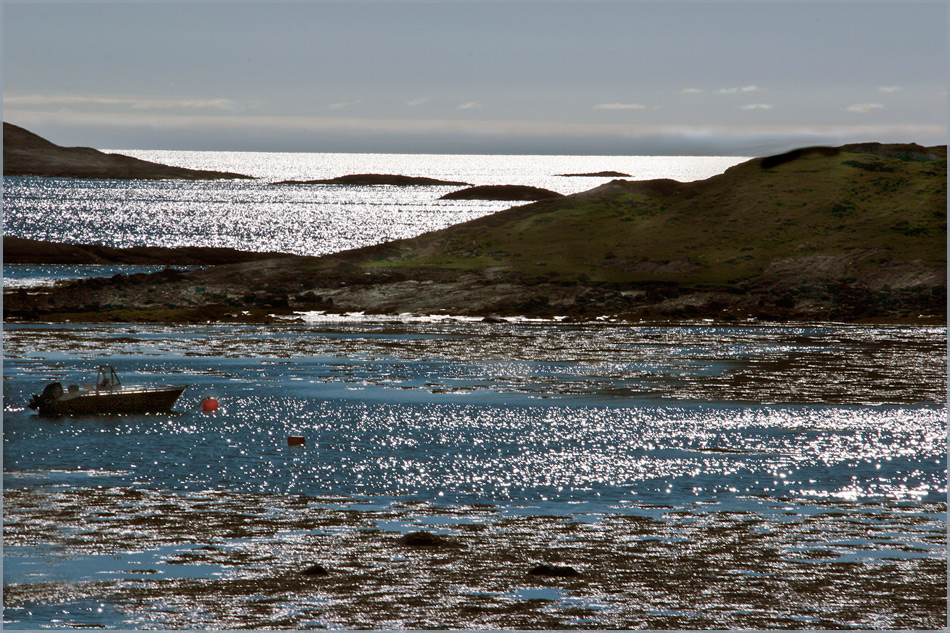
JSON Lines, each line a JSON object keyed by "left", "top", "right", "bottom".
{"left": 96, "top": 365, "right": 122, "bottom": 390}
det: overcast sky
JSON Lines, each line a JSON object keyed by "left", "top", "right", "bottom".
{"left": 3, "top": 2, "right": 946, "bottom": 155}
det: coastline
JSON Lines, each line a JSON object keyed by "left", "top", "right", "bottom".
{"left": 3, "top": 236, "right": 301, "bottom": 267}
{"left": 4, "top": 134, "right": 945, "bottom": 327}
{"left": 3, "top": 249, "right": 944, "bottom": 325}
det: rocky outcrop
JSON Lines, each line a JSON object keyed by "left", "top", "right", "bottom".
{"left": 398, "top": 531, "right": 460, "bottom": 548}
{"left": 439, "top": 185, "right": 563, "bottom": 201}
{"left": 529, "top": 564, "right": 579, "bottom": 577}
{"left": 3, "top": 123, "right": 252, "bottom": 180}
{"left": 301, "top": 563, "right": 330, "bottom": 576}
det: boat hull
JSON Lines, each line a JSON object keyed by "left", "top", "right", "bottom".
{"left": 41, "top": 385, "right": 187, "bottom": 417}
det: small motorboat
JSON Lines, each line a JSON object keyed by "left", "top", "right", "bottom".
{"left": 28, "top": 365, "right": 187, "bottom": 417}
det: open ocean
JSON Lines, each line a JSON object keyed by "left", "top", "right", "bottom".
{"left": 3, "top": 151, "right": 947, "bottom": 629}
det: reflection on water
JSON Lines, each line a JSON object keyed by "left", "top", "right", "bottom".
{"left": 3, "top": 321, "right": 946, "bottom": 628}
{"left": 3, "top": 154, "right": 745, "bottom": 257}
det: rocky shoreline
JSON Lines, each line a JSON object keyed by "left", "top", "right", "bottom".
{"left": 4, "top": 247, "right": 944, "bottom": 325}
{"left": 3, "top": 237, "right": 301, "bottom": 266}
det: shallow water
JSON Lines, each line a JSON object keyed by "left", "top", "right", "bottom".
{"left": 3, "top": 320, "right": 946, "bottom": 628}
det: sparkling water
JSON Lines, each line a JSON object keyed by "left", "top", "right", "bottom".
{"left": 3, "top": 320, "right": 946, "bottom": 628}
{"left": 3, "top": 152, "right": 745, "bottom": 257}
{"left": 2, "top": 151, "right": 945, "bottom": 629}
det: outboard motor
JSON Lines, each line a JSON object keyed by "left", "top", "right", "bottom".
{"left": 28, "top": 382, "right": 63, "bottom": 414}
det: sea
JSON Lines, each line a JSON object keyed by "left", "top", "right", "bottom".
{"left": 3, "top": 151, "right": 947, "bottom": 629}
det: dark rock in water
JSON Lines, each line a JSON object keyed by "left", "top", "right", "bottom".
{"left": 557, "top": 171, "right": 630, "bottom": 178}
{"left": 529, "top": 564, "right": 579, "bottom": 577}
{"left": 301, "top": 563, "right": 329, "bottom": 576}
{"left": 481, "top": 315, "right": 508, "bottom": 323}
{"left": 399, "top": 531, "right": 450, "bottom": 547}
{"left": 439, "top": 185, "right": 563, "bottom": 201}
{"left": 275, "top": 174, "right": 470, "bottom": 187}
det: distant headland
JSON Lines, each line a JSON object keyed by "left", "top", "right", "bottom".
{"left": 2, "top": 122, "right": 251, "bottom": 180}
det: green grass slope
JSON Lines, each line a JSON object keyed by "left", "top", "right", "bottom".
{"left": 348, "top": 144, "right": 945, "bottom": 291}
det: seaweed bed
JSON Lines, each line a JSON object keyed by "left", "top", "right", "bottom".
{"left": 4, "top": 487, "right": 945, "bottom": 629}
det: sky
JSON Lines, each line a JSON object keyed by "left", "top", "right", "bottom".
{"left": 3, "top": 1, "right": 947, "bottom": 155}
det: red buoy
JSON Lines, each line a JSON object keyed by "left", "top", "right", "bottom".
{"left": 201, "top": 397, "right": 219, "bottom": 412}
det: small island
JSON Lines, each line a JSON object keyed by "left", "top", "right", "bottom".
{"left": 439, "top": 184, "right": 563, "bottom": 201}
{"left": 3, "top": 123, "right": 252, "bottom": 180}
{"left": 557, "top": 171, "right": 631, "bottom": 178}
{"left": 275, "top": 174, "right": 469, "bottom": 186}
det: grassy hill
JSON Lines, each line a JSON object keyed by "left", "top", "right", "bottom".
{"left": 345, "top": 144, "right": 944, "bottom": 288}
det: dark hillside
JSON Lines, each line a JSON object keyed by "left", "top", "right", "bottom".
{"left": 355, "top": 143, "right": 944, "bottom": 287}
{"left": 3, "top": 123, "right": 251, "bottom": 180}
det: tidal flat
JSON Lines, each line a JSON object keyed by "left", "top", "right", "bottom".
{"left": 4, "top": 319, "right": 946, "bottom": 629}
{"left": 4, "top": 487, "right": 946, "bottom": 629}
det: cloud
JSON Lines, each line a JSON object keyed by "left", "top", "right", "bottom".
{"left": 2, "top": 94, "right": 246, "bottom": 112}
{"left": 715, "top": 85, "right": 760, "bottom": 95}
{"left": 681, "top": 88, "right": 704, "bottom": 94}
{"left": 846, "top": 103, "right": 884, "bottom": 113}
{"left": 593, "top": 103, "right": 648, "bottom": 110}
{"left": 740, "top": 103, "right": 774, "bottom": 110}
{"left": 328, "top": 100, "right": 360, "bottom": 110}
{"left": 457, "top": 102, "right": 483, "bottom": 110}
{"left": 9, "top": 108, "right": 942, "bottom": 144}
{"left": 405, "top": 98, "right": 428, "bottom": 107}
{"left": 878, "top": 86, "right": 903, "bottom": 93}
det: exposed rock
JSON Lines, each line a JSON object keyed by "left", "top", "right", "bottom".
{"left": 399, "top": 531, "right": 454, "bottom": 548}
{"left": 3, "top": 123, "right": 252, "bottom": 180}
{"left": 439, "top": 185, "right": 563, "bottom": 201}
{"left": 275, "top": 174, "right": 469, "bottom": 186}
{"left": 301, "top": 563, "right": 329, "bottom": 576}
{"left": 529, "top": 564, "right": 579, "bottom": 577}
